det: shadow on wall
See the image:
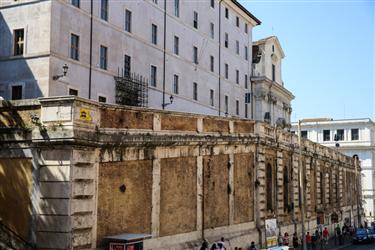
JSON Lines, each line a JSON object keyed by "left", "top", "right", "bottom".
{"left": 0, "top": 12, "right": 42, "bottom": 100}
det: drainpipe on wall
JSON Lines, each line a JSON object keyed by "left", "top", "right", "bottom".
{"left": 218, "top": 0, "right": 223, "bottom": 116}
{"left": 88, "top": 0, "right": 93, "bottom": 99}
{"left": 162, "top": 0, "right": 167, "bottom": 109}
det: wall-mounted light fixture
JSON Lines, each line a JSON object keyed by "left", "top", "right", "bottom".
{"left": 53, "top": 64, "right": 69, "bottom": 80}
{"left": 162, "top": 95, "right": 174, "bottom": 108}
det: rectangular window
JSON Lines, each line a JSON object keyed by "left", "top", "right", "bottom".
{"left": 236, "top": 16, "right": 239, "bottom": 27}
{"left": 124, "top": 54, "right": 131, "bottom": 77}
{"left": 301, "top": 130, "right": 308, "bottom": 139}
{"left": 323, "top": 130, "right": 330, "bottom": 141}
{"left": 193, "top": 11, "right": 198, "bottom": 29}
{"left": 98, "top": 96, "right": 107, "bottom": 103}
{"left": 244, "top": 74, "right": 248, "bottom": 88}
{"left": 245, "top": 23, "right": 248, "bottom": 33}
{"left": 72, "top": 0, "right": 80, "bottom": 8}
{"left": 193, "top": 46, "right": 198, "bottom": 64}
{"left": 210, "top": 0, "right": 214, "bottom": 8}
{"left": 236, "top": 40, "right": 239, "bottom": 55}
{"left": 236, "top": 100, "right": 239, "bottom": 115}
{"left": 210, "top": 23, "right": 214, "bottom": 39}
{"left": 336, "top": 129, "right": 344, "bottom": 141}
{"left": 236, "top": 70, "right": 239, "bottom": 84}
{"left": 245, "top": 104, "right": 248, "bottom": 118}
{"left": 272, "top": 64, "right": 276, "bottom": 81}
{"left": 193, "top": 82, "right": 198, "bottom": 100}
{"left": 14, "top": 29, "right": 24, "bottom": 56}
{"left": 151, "top": 65, "right": 157, "bottom": 87}
{"left": 225, "top": 63, "right": 228, "bottom": 79}
{"left": 11, "top": 85, "right": 22, "bottom": 100}
{"left": 174, "top": 36, "right": 179, "bottom": 55}
{"left": 101, "top": 0, "right": 108, "bottom": 21}
{"left": 245, "top": 93, "right": 251, "bottom": 103}
{"left": 210, "top": 56, "right": 214, "bottom": 72}
{"left": 174, "top": 0, "right": 179, "bottom": 17}
{"left": 245, "top": 46, "right": 248, "bottom": 60}
{"left": 100, "top": 45, "right": 108, "bottom": 70}
{"left": 210, "top": 90, "right": 214, "bottom": 106}
{"left": 225, "top": 7, "right": 228, "bottom": 18}
{"left": 125, "top": 9, "right": 132, "bottom": 33}
{"left": 153, "top": 0, "right": 158, "bottom": 4}
{"left": 70, "top": 34, "right": 79, "bottom": 61}
{"left": 173, "top": 74, "right": 179, "bottom": 94}
{"left": 225, "top": 95, "right": 229, "bottom": 114}
{"left": 69, "top": 88, "right": 78, "bottom": 96}
{"left": 152, "top": 24, "right": 157, "bottom": 45}
{"left": 224, "top": 33, "right": 228, "bottom": 48}
{"left": 351, "top": 128, "right": 359, "bottom": 141}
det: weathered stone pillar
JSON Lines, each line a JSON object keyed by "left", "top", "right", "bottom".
{"left": 151, "top": 158, "right": 161, "bottom": 237}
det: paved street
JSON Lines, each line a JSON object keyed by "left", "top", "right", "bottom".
{"left": 340, "top": 243, "right": 375, "bottom": 250}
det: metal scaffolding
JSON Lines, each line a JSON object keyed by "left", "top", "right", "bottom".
{"left": 114, "top": 70, "right": 148, "bottom": 107}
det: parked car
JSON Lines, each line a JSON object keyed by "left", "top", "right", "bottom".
{"left": 353, "top": 228, "right": 371, "bottom": 243}
{"left": 367, "top": 227, "right": 375, "bottom": 240}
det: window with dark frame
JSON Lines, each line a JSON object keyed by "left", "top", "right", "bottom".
{"left": 101, "top": 0, "right": 108, "bottom": 21}
{"left": 193, "top": 82, "right": 198, "bottom": 100}
{"left": 244, "top": 74, "right": 248, "bottom": 88}
{"left": 72, "top": 0, "right": 80, "bottom": 8}
{"left": 301, "top": 130, "right": 307, "bottom": 139}
{"left": 125, "top": 9, "right": 132, "bottom": 33}
{"left": 210, "top": 23, "right": 214, "bottom": 39}
{"left": 173, "top": 74, "right": 179, "bottom": 94}
{"left": 70, "top": 34, "right": 79, "bottom": 61}
{"left": 210, "top": 0, "right": 214, "bottom": 8}
{"left": 236, "top": 70, "right": 239, "bottom": 84}
{"left": 245, "top": 104, "right": 248, "bottom": 118}
{"left": 245, "top": 46, "right": 248, "bottom": 60}
{"left": 210, "top": 89, "right": 214, "bottom": 106}
{"left": 336, "top": 129, "right": 344, "bottom": 141}
{"left": 236, "top": 40, "right": 239, "bottom": 55}
{"left": 225, "top": 7, "right": 228, "bottom": 18}
{"left": 69, "top": 88, "right": 78, "bottom": 96}
{"left": 152, "top": 24, "right": 158, "bottom": 45}
{"left": 124, "top": 54, "right": 131, "bottom": 77}
{"left": 174, "top": 36, "right": 179, "bottom": 55}
{"left": 174, "top": 0, "right": 179, "bottom": 17}
{"left": 210, "top": 56, "right": 214, "bottom": 72}
{"left": 236, "top": 16, "right": 239, "bottom": 27}
{"left": 272, "top": 64, "right": 276, "bottom": 82}
{"left": 351, "top": 128, "right": 359, "bottom": 141}
{"left": 266, "top": 163, "right": 273, "bottom": 211}
{"left": 283, "top": 166, "right": 289, "bottom": 211}
{"left": 98, "top": 96, "right": 107, "bottom": 103}
{"left": 100, "top": 45, "right": 108, "bottom": 70}
{"left": 193, "top": 46, "right": 198, "bottom": 64}
{"left": 323, "top": 130, "right": 330, "bottom": 141}
{"left": 14, "top": 29, "right": 24, "bottom": 56}
{"left": 225, "top": 63, "right": 228, "bottom": 79}
{"left": 224, "top": 33, "right": 228, "bottom": 48}
{"left": 225, "top": 95, "right": 228, "bottom": 114}
{"left": 236, "top": 100, "right": 239, "bottom": 115}
{"left": 245, "top": 23, "right": 248, "bottom": 33}
{"left": 11, "top": 85, "right": 22, "bottom": 100}
{"left": 150, "top": 65, "right": 157, "bottom": 87}
{"left": 193, "top": 11, "right": 198, "bottom": 29}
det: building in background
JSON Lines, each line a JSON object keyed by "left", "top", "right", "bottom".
{"left": 0, "top": 0, "right": 262, "bottom": 118}
{"left": 251, "top": 36, "right": 294, "bottom": 126}
{"left": 291, "top": 118, "right": 375, "bottom": 221}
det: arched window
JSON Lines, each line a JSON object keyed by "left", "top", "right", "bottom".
{"left": 266, "top": 163, "right": 273, "bottom": 211}
{"left": 283, "top": 165, "right": 289, "bottom": 211}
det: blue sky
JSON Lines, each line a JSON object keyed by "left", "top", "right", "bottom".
{"left": 240, "top": 0, "right": 374, "bottom": 121}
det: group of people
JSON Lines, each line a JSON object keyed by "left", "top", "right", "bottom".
{"left": 277, "top": 227, "right": 332, "bottom": 250}
{"left": 199, "top": 237, "right": 258, "bottom": 250}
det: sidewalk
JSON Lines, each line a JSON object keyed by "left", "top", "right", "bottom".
{"left": 310, "top": 235, "right": 351, "bottom": 250}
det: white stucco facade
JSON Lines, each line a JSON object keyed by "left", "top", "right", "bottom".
{"left": 0, "top": 0, "right": 265, "bottom": 119}
{"left": 291, "top": 118, "right": 375, "bottom": 222}
{"left": 251, "top": 36, "right": 294, "bottom": 126}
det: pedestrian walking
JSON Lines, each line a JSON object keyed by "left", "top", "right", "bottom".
{"left": 292, "top": 232, "right": 299, "bottom": 250}
{"left": 210, "top": 243, "right": 219, "bottom": 250}
{"left": 283, "top": 232, "right": 289, "bottom": 246}
{"left": 248, "top": 241, "right": 258, "bottom": 250}
{"left": 311, "top": 231, "right": 317, "bottom": 250}
{"left": 306, "top": 232, "right": 312, "bottom": 250}
{"left": 322, "top": 227, "right": 329, "bottom": 245}
{"left": 218, "top": 237, "right": 226, "bottom": 250}
{"left": 278, "top": 232, "right": 283, "bottom": 246}
{"left": 200, "top": 239, "right": 209, "bottom": 250}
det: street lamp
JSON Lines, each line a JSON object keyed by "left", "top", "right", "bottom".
{"left": 162, "top": 95, "right": 174, "bottom": 108}
{"left": 53, "top": 64, "right": 69, "bottom": 80}
{"left": 297, "top": 120, "right": 307, "bottom": 250}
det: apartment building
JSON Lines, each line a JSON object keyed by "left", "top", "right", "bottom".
{"left": 291, "top": 118, "right": 375, "bottom": 221}
{"left": 0, "top": 0, "right": 261, "bottom": 118}
{"left": 251, "top": 36, "right": 294, "bottom": 126}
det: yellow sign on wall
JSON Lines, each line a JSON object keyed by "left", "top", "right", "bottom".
{"left": 79, "top": 108, "right": 92, "bottom": 122}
